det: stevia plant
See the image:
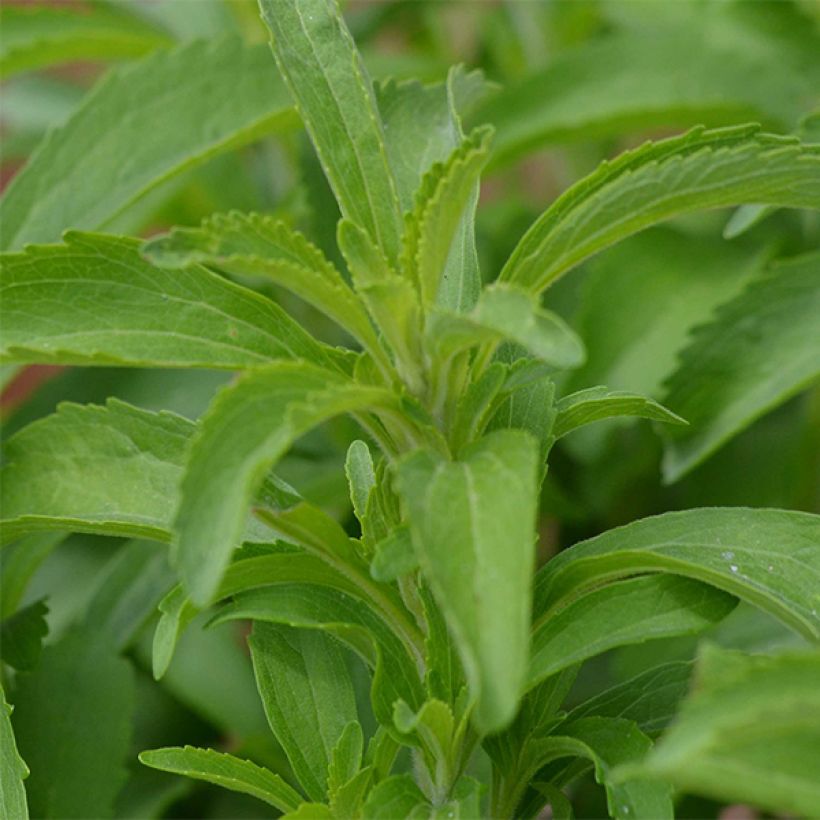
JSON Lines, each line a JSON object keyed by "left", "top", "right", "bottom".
{"left": 1, "top": 1, "right": 819, "bottom": 818}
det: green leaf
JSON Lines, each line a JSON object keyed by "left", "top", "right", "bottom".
{"left": 556, "top": 718, "right": 672, "bottom": 820}
{"left": 0, "top": 2, "right": 171, "bottom": 79}
{"left": 345, "top": 440, "right": 377, "bottom": 527}
{"left": 0, "top": 599, "right": 48, "bottom": 671}
{"left": 0, "top": 683, "right": 28, "bottom": 820}
{"left": 10, "top": 629, "right": 135, "bottom": 818}
{"left": 396, "top": 429, "right": 540, "bottom": 732}
{"left": 259, "top": 0, "right": 402, "bottom": 265}
{"left": 0, "top": 532, "right": 64, "bottom": 618}
{"left": 402, "top": 126, "right": 493, "bottom": 311}
{"left": 213, "top": 583, "right": 424, "bottom": 727}
{"left": 428, "top": 285, "right": 585, "bottom": 371}
{"left": 174, "top": 361, "right": 400, "bottom": 604}
{"left": 535, "top": 508, "right": 820, "bottom": 641}
{"left": 370, "top": 526, "right": 418, "bottom": 583}
{"left": 82, "top": 540, "right": 174, "bottom": 651}
{"left": 139, "top": 745, "right": 302, "bottom": 813}
{"left": 501, "top": 125, "right": 820, "bottom": 293}
{"left": 568, "top": 662, "right": 693, "bottom": 737}
{"left": 0, "top": 232, "right": 337, "bottom": 370}
{"left": 1, "top": 399, "right": 191, "bottom": 544}
{"left": 554, "top": 387, "right": 686, "bottom": 439}
{"left": 634, "top": 645, "right": 820, "bottom": 817}
{"left": 327, "top": 721, "right": 364, "bottom": 797}
{"left": 662, "top": 251, "right": 820, "bottom": 481}
{"left": 142, "top": 211, "right": 383, "bottom": 358}
{"left": 248, "top": 622, "right": 359, "bottom": 801}
{"left": 529, "top": 575, "right": 735, "bottom": 688}
{"left": 475, "top": 29, "right": 811, "bottom": 168}
{"left": 0, "top": 38, "right": 297, "bottom": 250}
{"left": 362, "top": 775, "right": 429, "bottom": 819}
{"left": 338, "top": 219, "right": 424, "bottom": 394}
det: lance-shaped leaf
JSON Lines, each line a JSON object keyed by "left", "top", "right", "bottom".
{"left": 554, "top": 387, "right": 686, "bottom": 439}
{"left": 662, "top": 251, "right": 820, "bottom": 481}
{"left": 631, "top": 645, "right": 820, "bottom": 817}
{"left": 175, "top": 361, "right": 400, "bottom": 604}
{"left": 0, "top": 38, "right": 297, "bottom": 250}
{"left": 529, "top": 575, "right": 735, "bottom": 688}
{"left": 0, "top": 399, "right": 285, "bottom": 545}
{"left": 427, "top": 284, "right": 585, "bottom": 370}
{"left": 0, "top": 232, "right": 337, "bottom": 370}
{"left": 534, "top": 508, "right": 820, "bottom": 641}
{"left": 248, "top": 623, "right": 358, "bottom": 802}
{"left": 501, "top": 125, "right": 820, "bottom": 293}
{"left": 401, "top": 126, "right": 493, "bottom": 310}
{"left": 142, "top": 211, "right": 383, "bottom": 359}
{"left": 212, "top": 584, "right": 425, "bottom": 726}
{"left": 1, "top": 683, "right": 28, "bottom": 820}
{"left": 475, "top": 28, "right": 812, "bottom": 168}
{"left": 0, "top": 2, "right": 171, "bottom": 79}
{"left": 259, "top": 0, "right": 402, "bottom": 265}
{"left": 396, "top": 429, "right": 540, "bottom": 732}
{"left": 139, "top": 746, "right": 302, "bottom": 813}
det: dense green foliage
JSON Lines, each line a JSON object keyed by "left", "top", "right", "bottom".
{"left": 1, "top": 1, "right": 818, "bottom": 818}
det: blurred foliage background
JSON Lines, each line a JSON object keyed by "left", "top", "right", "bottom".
{"left": 1, "top": 1, "right": 818, "bottom": 817}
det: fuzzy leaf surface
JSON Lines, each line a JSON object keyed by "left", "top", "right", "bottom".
{"left": 0, "top": 232, "right": 335, "bottom": 370}
{"left": 142, "top": 211, "right": 381, "bottom": 355}
{"left": 662, "top": 251, "right": 820, "bottom": 481}
{"left": 259, "top": 0, "right": 402, "bottom": 264}
{"left": 0, "top": 38, "right": 296, "bottom": 249}
{"left": 397, "top": 429, "right": 539, "bottom": 732}
{"left": 502, "top": 125, "right": 820, "bottom": 293}
{"left": 1, "top": 684, "right": 28, "bottom": 820}
{"left": 140, "top": 746, "right": 302, "bottom": 812}
{"left": 535, "top": 508, "right": 820, "bottom": 641}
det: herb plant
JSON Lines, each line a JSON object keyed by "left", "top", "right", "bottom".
{"left": 1, "top": 2, "right": 819, "bottom": 819}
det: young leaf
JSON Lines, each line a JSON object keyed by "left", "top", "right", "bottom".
{"left": 534, "top": 508, "right": 820, "bottom": 641}
{"left": 529, "top": 575, "right": 735, "bottom": 688}
{"left": 139, "top": 746, "right": 302, "bottom": 813}
{"left": 259, "top": 0, "right": 403, "bottom": 265}
{"left": 501, "top": 125, "right": 820, "bottom": 293}
{"left": 362, "top": 775, "right": 430, "bottom": 819}
{"left": 142, "top": 211, "right": 383, "bottom": 358}
{"left": 370, "top": 526, "right": 418, "bottom": 583}
{"left": 0, "top": 2, "right": 171, "bottom": 79}
{"left": 1, "top": 683, "right": 28, "bottom": 820}
{"left": 633, "top": 645, "right": 820, "bottom": 816}
{"left": 553, "top": 387, "right": 686, "bottom": 439}
{"left": 396, "top": 429, "right": 540, "bottom": 732}
{"left": 10, "top": 629, "right": 135, "bottom": 818}
{"left": 0, "top": 599, "right": 48, "bottom": 672}
{"left": 0, "top": 232, "right": 338, "bottom": 370}
{"left": 427, "top": 284, "right": 585, "bottom": 371}
{"left": 662, "top": 251, "right": 820, "bottom": 481}
{"left": 248, "top": 623, "right": 359, "bottom": 802}
{"left": 0, "top": 38, "right": 297, "bottom": 249}
{"left": 344, "top": 440, "right": 377, "bottom": 527}
{"left": 174, "top": 361, "right": 401, "bottom": 604}
{"left": 403, "top": 126, "right": 493, "bottom": 310}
